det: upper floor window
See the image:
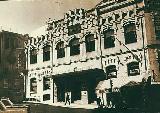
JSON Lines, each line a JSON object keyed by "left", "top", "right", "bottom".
{"left": 43, "top": 77, "right": 50, "bottom": 90}
{"left": 3, "top": 79, "right": 8, "bottom": 88}
{"left": 124, "top": 23, "right": 137, "bottom": 44}
{"left": 154, "top": 14, "right": 160, "bottom": 40}
{"left": 4, "top": 37, "right": 9, "bottom": 49}
{"left": 30, "top": 49, "right": 37, "bottom": 64}
{"left": 127, "top": 62, "right": 140, "bottom": 76}
{"left": 106, "top": 65, "right": 117, "bottom": 79}
{"left": 56, "top": 42, "right": 65, "bottom": 59}
{"left": 157, "top": 49, "right": 160, "bottom": 71}
{"left": 69, "top": 38, "right": 80, "bottom": 56}
{"left": 68, "top": 24, "right": 81, "bottom": 36}
{"left": 30, "top": 78, "right": 37, "bottom": 93}
{"left": 85, "top": 34, "right": 95, "bottom": 52}
{"left": 103, "top": 29, "right": 115, "bottom": 49}
{"left": 43, "top": 45, "right": 50, "bottom": 61}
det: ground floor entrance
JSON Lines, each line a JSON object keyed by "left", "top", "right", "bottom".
{"left": 53, "top": 69, "right": 105, "bottom": 104}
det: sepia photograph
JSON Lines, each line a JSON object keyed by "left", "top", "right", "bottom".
{"left": 0, "top": 0, "right": 160, "bottom": 113}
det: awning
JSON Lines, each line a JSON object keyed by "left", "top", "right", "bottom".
{"left": 96, "top": 80, "right": 111, "bottom": 91}
{"left": 52, "top": 68, "right": 105, "bottom": 80}
{"left": 96, "top": 79, "right": 137, "bottom": 93}
{"left": 121, "top": 81, "right": 141, "bottom": 88}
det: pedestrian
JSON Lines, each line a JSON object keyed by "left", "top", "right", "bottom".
{"left": 107, "top": 93, "right": 112, "bottom": 108}
{"left": 65, "top": 93, "right": 70, "bottom": 105}
{"left": 96, "top": 96, "right": 101, "bottom": 108}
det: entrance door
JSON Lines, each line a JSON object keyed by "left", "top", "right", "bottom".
{"left": 57, "top": 86, "right": 65, "bottom": 102}
{"left": 71, "top": 81, "right": 81, "bottom": 103}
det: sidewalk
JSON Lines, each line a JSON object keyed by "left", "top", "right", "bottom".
{"left": 49, "top": 102, "right": 98, "bottom": 109}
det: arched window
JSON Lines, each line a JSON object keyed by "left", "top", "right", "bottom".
{"left": 43, "top": 45, "right": 50, "bottom": 61}
{"left": 56, "top": 42, "right": 65, "bottom": 59}
{"left": 30, "top": 78, "right": 37, "bottom": 93}
{"left": 85, "top": 34, "right": 95, "bottom": 52}
{"left": 127, "top": 62, "right": 140, "bottom": 76}
{"left": 103, "top": 29, "right": 115, "bottom": 49}
{"left": 30, "top": 49, "right": 37, "bottom": 64}
{"left": 124, "top": 23, "right": 137, "bottom": 44}
{"left": 105, "top": 65, "right": 117, "bottom": 79}
{"left": 69, "top": 38, "right": 80, "bottom": 56}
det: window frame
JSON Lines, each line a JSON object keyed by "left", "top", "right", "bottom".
{"left": 43, "top": 77, "right": 51, "bottom": 91}
{"left": 124, "top": 23, "right": 137, "bottom": 44}
{"left": 43, "top": 94, "right": 50, "bottom": 101}
{"left": 127, "top": 62, "right": 140, "bottom": 76}
{"left": 103, "top": 29, "right": 115, "bottom": 49}
{"left": 69, "top": 38, "right": 80, "bottom": 56}
{"left": 105, "top": 65, "right": 117, "bottom": 79}
{"left": 85, "top": 34, "right": 95, "bottom": 52}
{"left": 68, "top": 24, "right": 81, "bottom": 36}
{"left": 30, "top": 78, "right": 37, "bottom": 93}
{"left": 30, "top": 49, "right": 37, "bottom": 64}
{"left": 43, "top": 45, "right": 50, "bottom": 62}
{"left": 56, "top": 41, "right": 65, "bottom": 59}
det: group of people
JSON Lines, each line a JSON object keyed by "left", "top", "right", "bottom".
{"left": 96, "top": 96, "right": 115, "bottom": 108}
{"left": 64, "top": 93, "right": 118, "bottom": 108}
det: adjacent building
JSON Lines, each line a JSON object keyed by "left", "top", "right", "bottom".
{"left": 0, "top": 30, "right": 28, "bottom": 103}
{"left": 25, "top": 0, "right": 160, "bottom": 106}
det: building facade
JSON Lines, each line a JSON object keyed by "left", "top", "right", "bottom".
{"left": 0, "top": 30, "right": 28, "bottom": 103}
{"left": 25, "top": 0, "right": 160, "bottom": 105}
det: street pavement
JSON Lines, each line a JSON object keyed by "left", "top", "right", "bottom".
{"left": 27, "top": 102, "right": 143, "bottom": 113}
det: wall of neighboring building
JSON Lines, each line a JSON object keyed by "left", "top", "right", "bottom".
{"left": 0, "top": 31, "right": 27, "bottom": 103}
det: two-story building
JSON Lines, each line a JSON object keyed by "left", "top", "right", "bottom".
{"left": 25, "top": 0, "right": 160, "bottom": 106}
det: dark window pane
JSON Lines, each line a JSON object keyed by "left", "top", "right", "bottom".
{"left": 4, "top": 37, "right": 9, "bottom": 49}
{"left": 30, "top": 78, "right": 37, "bottom": 93}
{"left": 127, "top": 62, "right": 140, "bottom": 76}
{"left": 104, "top": 29, "right": 115, "bottom": 48}
{"left": 30, "top": 49, "right": 37, "bottom": 64}
{"left": 85, "top": 34, "right": 95, "bottom": 52}
{"left": 106, "top": 65, "right": 117, "bottom": 79}
{"left": 56, "top": 42, "right": 65, "bottom": 58}
{"left": 68, "top": 24, "right": 81, "bottom": 36}
{"left": 43, "top": 45, "right": 50, "bottom": 61}
{"left": 43, "top": 77, "right": 50, "bottom": 90}
{"left": 69, "top": 39, "right": 80, "bottom": 56}
{"left": 43, "top": 94, "right": 50, "bottom": 101}
{"left": 157, "top": 49, "right": 160, "bottom": 71}
{"left": 124, "top": 23, "right": 137, "bottom": 44}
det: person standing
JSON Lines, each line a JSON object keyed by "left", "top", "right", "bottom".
{"left": 96, "top": 96, "right": 101, "bottom": 108}
{"left": 65, "top": 93, "right": 70, "bottom": 105}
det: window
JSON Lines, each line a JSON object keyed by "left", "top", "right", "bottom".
{"left": 4, "top": 37, "right": 9, "bottom": 49}
{"left": 103, "top": 29, "right": 115, "bottom": 48}
{"left": 43, "top": 45, "right": 50, "bottom": 61}
{"left": 30, "top": 49, "right": 37, "bottom": 64}
{"left": 69, "top": 38, "right": 80, "bottom": 56}
{"left": 3, "top": 79, "right": 8, "bottom": 88}
{"left": 30, "top": 78, "right": 37, "bottom": 93}
{"left": 106, "top": 65, "right": 117, "bottom": 79}
{"left": 43, "top": 94, "right": 50, "bottom": 101}
{"left": 124, "top": 23, "right": 137, "bottom": 44}
{"left": 85, "top": 34, "right": 95, "bottom": 52}
{"left": 56, "top": 42, "right": 65, "bottom": 58}
{"left": 154, "top": 14, "right": 160, "bottom": 40}
{"left": 127, "top": 62, "right": 140, "bottom": 76}
{"left": 43, "top": 77, "right": 50, "bottom": 90}
{"left": 157, "top": 49, "right": 160, "bottom": 71}
{"left": 68, "top": 24, "right": 81, "bottom": 36}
